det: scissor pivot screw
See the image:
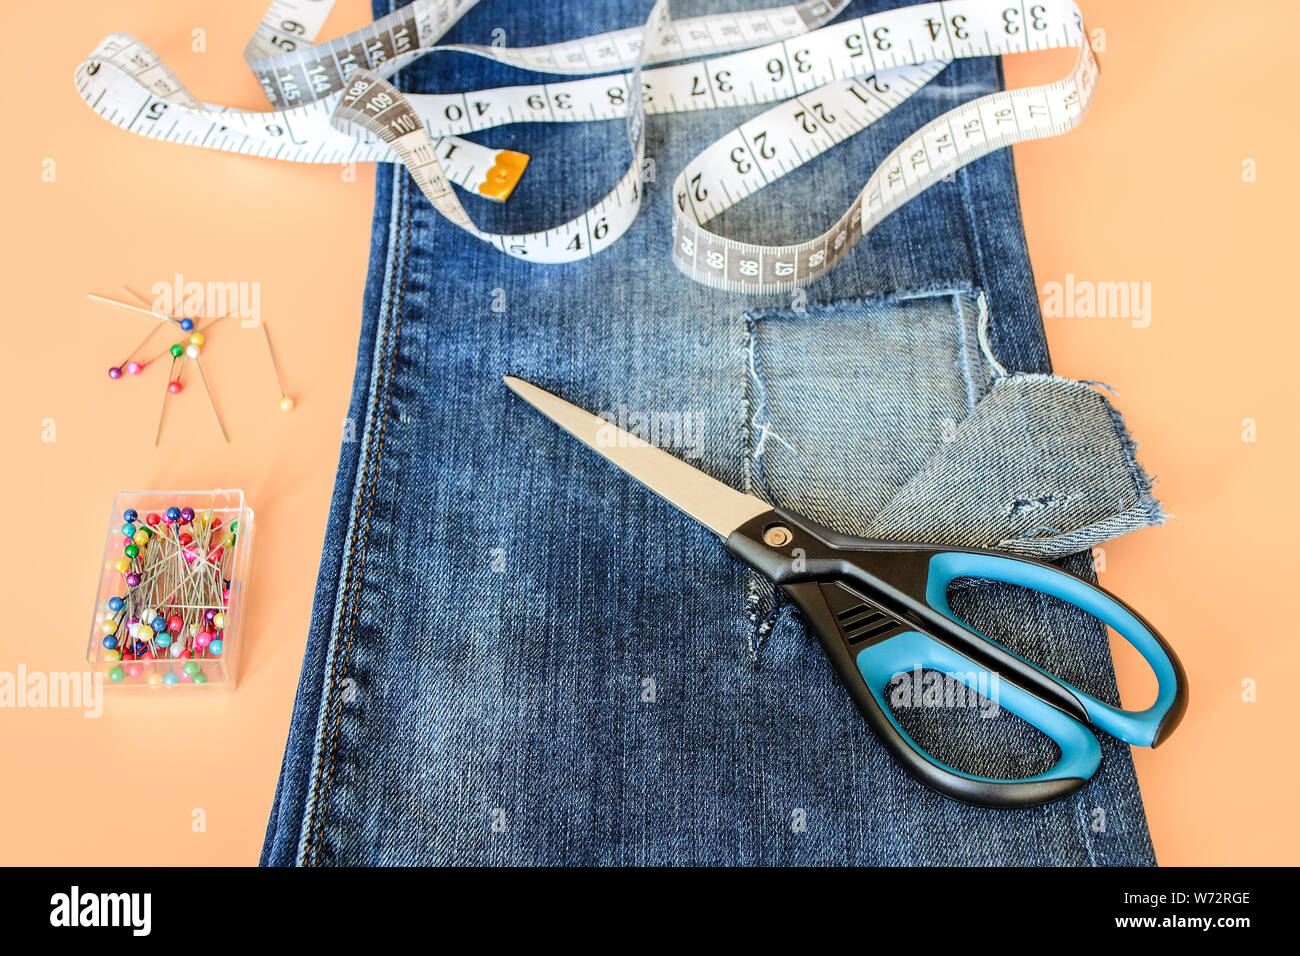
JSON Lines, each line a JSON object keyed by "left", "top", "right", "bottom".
{"left": 763, "top": 525, "right": 793, "bottom": 547}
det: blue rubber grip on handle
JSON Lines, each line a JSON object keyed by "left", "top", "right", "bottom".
{"left": 855, "top": 632, "right": 1102, "bottom": 785}
{"left": 924, "top": 552, "right": 1182, "bottom": 747}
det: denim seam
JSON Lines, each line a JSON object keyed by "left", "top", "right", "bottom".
{"left": 291, "top": 170, "right": 403, "bottom": 864}
{"left": 740, "top": 312, "right": 777, "bottom": 663}
{"left": 301, "top": 170, "right": 412, "bottom": 866}
{"left": 314, "top": 191, "right": 411, "bottom": 862}
{"left": 952, "top": 289, "right": 989, "bottom": 412}
{"left": 953, "top": 78, "right": 1050, "bottom": 375}
{"left": 753, "top": 283, "right": 981, "bottom": 314}
{"left": 740, "top": 313, "right": 778, "bottom": 507}
{"left": 297, "top": 0, "right": 412, "bottom": 865}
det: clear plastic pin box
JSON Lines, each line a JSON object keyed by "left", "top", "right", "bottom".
{"left": 86, "top": 489, "right": 254, "bottom": 691}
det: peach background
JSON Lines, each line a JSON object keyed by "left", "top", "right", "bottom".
{"left": 0, "top": 1, "right": 1294, "bottom": 865}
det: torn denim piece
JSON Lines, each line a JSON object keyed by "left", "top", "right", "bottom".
{"left": 863, "top": 373, "right": 1165, "bottom": 557}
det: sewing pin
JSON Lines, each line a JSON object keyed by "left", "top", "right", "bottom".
{"left": 259, "top": 322, "right": 295, "bottom": 411}
{"left": 191, "top": 344, "right": 230, "bottom": 443}
{"left": 155, "top": 353, "right": 186, "bottom": 446}
{"left": 87, "top": 292, "right": 183, "bottom": 326}
{"left": 108, "top": 323, "right": 166, "bottom": 379}
{"left": 124, "top": 286, "right": 197, "bottom": 332}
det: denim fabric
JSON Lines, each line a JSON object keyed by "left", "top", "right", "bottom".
{"left": 263, "top": 0, "right": 1163, "bottom": 865}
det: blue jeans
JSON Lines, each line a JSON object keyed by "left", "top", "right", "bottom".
{"left": 263, "top": 0, "right": 1163, "bottom": 865}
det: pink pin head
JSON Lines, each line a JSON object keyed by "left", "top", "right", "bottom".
{"left": 126, "top": 361, "right": 143, "bottom": 375}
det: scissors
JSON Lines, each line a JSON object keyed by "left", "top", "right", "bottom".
{"left": 504, "top": 377, "right": 1188, "bottom": 809}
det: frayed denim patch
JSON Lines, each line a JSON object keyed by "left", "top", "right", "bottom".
{"left": 863, "top": 373, "right": 1165, "bottom": 557}
{"left": 741, "top": 294, "right": 1162, "bottom": 559}
{"left": 741, "top": 296, "right": 1163, "bottom": 667}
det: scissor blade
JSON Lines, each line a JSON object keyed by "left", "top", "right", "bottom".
{"left": 504, "top": 376, "right": 771, "bottom": 538}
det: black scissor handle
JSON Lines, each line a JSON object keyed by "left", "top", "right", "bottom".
{"left": 779, "top": 578, "right": 1098, "bottom": 808}
{"left": 725, "top": 508, "right": 1188, "bottom": 809}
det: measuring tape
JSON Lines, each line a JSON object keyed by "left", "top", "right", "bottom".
{"left": 74, "top": 23, "right": 531, "bottom": 201}
{"left": 75, "top": 0, "right": 1096, "bottom": 291}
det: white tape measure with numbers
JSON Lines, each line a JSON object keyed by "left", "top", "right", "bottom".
{"left": 74, "top": 0, "right": 1096, "bottom": 292}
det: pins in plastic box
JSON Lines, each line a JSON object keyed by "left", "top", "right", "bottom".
{"left": 97, "top": 500, "right": 239, "bottom": 688}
